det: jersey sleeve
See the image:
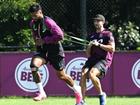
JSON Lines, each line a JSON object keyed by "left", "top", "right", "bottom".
{"left": 43, "top": 17, "right": 64, "bottom": 44}
{"left": 29, "top": 20, "right": 37, "bottom": 41}
{"left": 109, "top": 32, "right": 115, "bottom": 43}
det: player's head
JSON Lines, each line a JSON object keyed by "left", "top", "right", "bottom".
{"left": 29, "top": 3, "right": 43, "bottom": 20}
{"left": 93, "top": 14, "right": 105, "bottom": 29}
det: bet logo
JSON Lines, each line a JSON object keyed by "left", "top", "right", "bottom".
{"left": 131, "top": 59, "right": 140, "bottom": 88}
{"left": 65, "top": 57, "right": 93, "bottom": 90}
{"left": 15, "top": 58, "right": 49, "bottom": 92}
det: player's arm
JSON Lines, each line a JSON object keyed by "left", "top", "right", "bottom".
{"left": 30, "top": 21, "right": 42, "bottom": 46}
{"left": 99, "top": 34, "right": 115, "bottom": 52}
{"left": 91, "top": 33, "right": 115, "bottom": 52}
{"left": 86, "top": 41, "right": 93, "bottom": 57}
{"left": 99, "top": 41, "right": 115, "bottom": 52}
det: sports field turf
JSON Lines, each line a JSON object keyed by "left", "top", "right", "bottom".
{"left": 0, "top": 96, "right": 140, "bottom": 105}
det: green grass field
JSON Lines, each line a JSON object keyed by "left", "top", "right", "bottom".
{"left": 0, "top": 96, "right": 140, "bottom": 105}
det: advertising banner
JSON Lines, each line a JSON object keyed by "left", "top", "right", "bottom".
{"left": 0, "top": 52, "right": 140, "bottom": 96}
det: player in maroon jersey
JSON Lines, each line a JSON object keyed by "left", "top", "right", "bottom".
{"left": 80, "top": 14, "right": 115, "bottom": 105}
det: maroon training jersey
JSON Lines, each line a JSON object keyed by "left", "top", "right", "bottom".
{"left": 88, "top": 29, "right": 115, "bottom": 68}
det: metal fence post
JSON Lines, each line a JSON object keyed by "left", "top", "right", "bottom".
{"left": 80, "top": 0, "right": 87, "bottom": 49}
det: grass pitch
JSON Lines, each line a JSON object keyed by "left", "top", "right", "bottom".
{"left": 0, "top": 96, "right": 140, "bottom": 105}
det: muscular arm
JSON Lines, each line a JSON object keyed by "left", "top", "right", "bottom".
{"left": 99, "top": 41, "right": 115, "bottom": 52}
{"left": 100, "top": 43, "right": 115, "bottom": 52}
{"left": 99, "top": 34, "right": 115, "bottom": 52}
{"left": 86, "top": 41, "right": 115, "bottom": 58}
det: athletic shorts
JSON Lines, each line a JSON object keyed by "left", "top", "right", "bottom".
{"left": 32, "top": 52, "right": 65, "bottom": 71}
{"left": 83, "top": 59, "right": 108, "bottom": 78}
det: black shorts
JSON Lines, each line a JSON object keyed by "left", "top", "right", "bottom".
{"left": 32, "top": 52, "right": 65, "bottom": 71}
{"left": 83, "top": 59, "right": 108, "bottom": 78}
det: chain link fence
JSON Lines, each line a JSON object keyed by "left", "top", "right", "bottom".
{"left": 39, "top": 0, "right": 140, "bottom": 33}
{"left": 0, "top": 0, "right": 140, "bottom": 51}
{"left": 86, "top": 0, "right": 113, "bottom": 33}
{"left": 39, "top": 0, "right": 115, "bottom": 35}
{"left": 40, "top": 0, "right": 80, "bottom": 35}
{"left": 39, "top": 0, "right": 114, "bottom": 50}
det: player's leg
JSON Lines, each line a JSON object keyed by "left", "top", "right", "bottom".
{"left": 49, "top": 56, "right": 82, "bottom": 105}
{"left": 89, "top": 68, "right": 103, "bottom": 93}
{"left": 30, "top": 56, "right": 47, "bottom": 101}
{"left": 56, "top": 69, "right": 83, "bottom": 105}
{"left": 79, "top": 59, "right": 94, "bottom": 105}
{"left": 88, "top": 60, "right": 107, "bottom": 105}
{"left": 79, "top": 67, "right": 88, "bottom": 105}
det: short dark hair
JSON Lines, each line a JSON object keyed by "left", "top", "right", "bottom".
{"left": 29, "top": 3, "right": 42, "bottom": 13}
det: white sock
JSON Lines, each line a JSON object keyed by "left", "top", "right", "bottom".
{"left": 36, "top": 82, "right": 46, "bottom": 95}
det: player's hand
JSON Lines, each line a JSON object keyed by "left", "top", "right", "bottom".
{"left": 35, "top": 38, "right": 45, "bottom": 46}
{"left": 89, "top": 40, "right": 100, "bottom": 46}
{"left": 92, "top": 40, "right": 99, "bottom": 46}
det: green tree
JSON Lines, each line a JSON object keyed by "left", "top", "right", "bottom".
{"left": 109, "top": 21, "right": 140, "bottom": 51}
{"left": 0, "top": 0, "right": 36, "bottom": 51}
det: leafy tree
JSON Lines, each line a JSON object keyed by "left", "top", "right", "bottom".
{"left": 0, "top": 0, "right": 36, "bottom": 51}
{"left": 109, "top": 22, "right": 140, "bottom": 51}
{"left": 0, "top": 0, "right": 140, "bottom": 51}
